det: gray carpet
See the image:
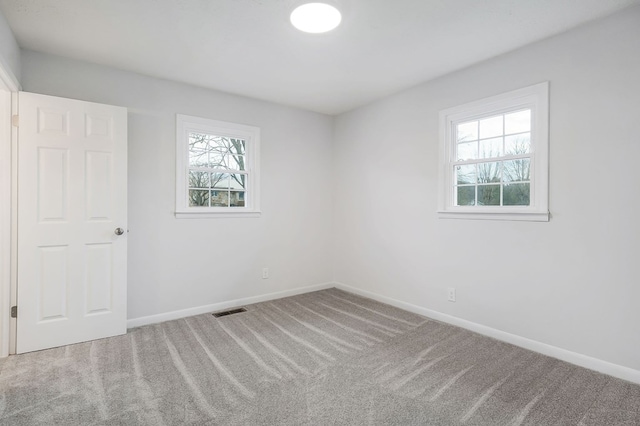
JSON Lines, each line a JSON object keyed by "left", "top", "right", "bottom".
{"left": 1, "top": 288, "right": 639, "bottom": 425}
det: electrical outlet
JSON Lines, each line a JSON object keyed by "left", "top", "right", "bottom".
{"left": 262, "top": 268, "right": 269, "bottom": 279}
{"left": 447, "top": 287, "right": 456, "bottom": 302}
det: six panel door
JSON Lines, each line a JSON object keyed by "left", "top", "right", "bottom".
{"left": 16, "top": 91, "right": 127, "bottom": 353}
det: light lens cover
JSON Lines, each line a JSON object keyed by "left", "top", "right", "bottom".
{"left": 290, "top": 3, "right": 342, "bottom": 33}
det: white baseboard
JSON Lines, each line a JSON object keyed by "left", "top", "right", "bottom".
{"left": 333, "top": 281, "right": 640, "bottom": 385}
{"left": 127, "top": 282, "right": 334, "bottom": 329}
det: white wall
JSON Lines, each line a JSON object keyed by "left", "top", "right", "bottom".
{"left": 20, "top": 51, "right": 334, "bottom": 321}
{"left": 333, "top": 7, "right": 640, "bottom": 372}
{"left": 0, "top": 7, "right": 20, "bottom": 85}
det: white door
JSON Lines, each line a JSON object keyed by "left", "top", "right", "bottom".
{"left": 16, "top": 92, "right": 127, "bottom": 353}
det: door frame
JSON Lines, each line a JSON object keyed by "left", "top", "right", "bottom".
{"left": 0, "top": 60, "right": 20, "bottom": 357}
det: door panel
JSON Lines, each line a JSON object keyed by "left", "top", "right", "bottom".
{"left": 85, "top": 151, "right": 112, "bottom": 220}
{"left": 37, "top": 147, "right": 69, "bottom": 221}
{"left": 38, "top": 245, "right": 69, "bottom": 321}
{"left": 17, "top": 91, "right": 127, "bottom": 353}
{"left": 85, "top": 243, "right": 113, "bottom": 314}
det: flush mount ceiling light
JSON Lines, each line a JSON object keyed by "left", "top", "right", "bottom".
{"left": 290, "top": 3, "right": 342, "bottom": 33}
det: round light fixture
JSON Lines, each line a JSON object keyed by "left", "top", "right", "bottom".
{"left": 290, "top": 3, "right": 342, "bottom": 33}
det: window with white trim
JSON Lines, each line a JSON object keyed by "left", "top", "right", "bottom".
{"left": 176, "top": 114, "right": 260, "bottom": 218}
{"left": 438, "top": 82, "right": 549, "bottom": 221}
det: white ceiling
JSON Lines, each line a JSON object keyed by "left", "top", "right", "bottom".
{"left": 1, "top": 0, "right": 639, "bottom": 115}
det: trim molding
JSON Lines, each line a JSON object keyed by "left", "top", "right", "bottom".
{"left": 0, "top": 88, "right": 11, "bottom": 357}
{"left": 127, "top": 282, "right": 334, "bottom": 328}
{"left": 333, "top": 281, "right": 640, "bottom": 385}
{"left": 437, "top": 210, "right": 549, "bottom": 222}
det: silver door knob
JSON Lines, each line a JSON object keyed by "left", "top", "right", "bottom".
{"left": 114, "top": 227, "right": 125, "bottom": 236}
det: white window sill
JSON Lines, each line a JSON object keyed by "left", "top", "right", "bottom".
{"left": 437, "top": 210, "right": 549, "bottom": 222}
{"left": 175, "top": 211, "right": 262, "bottom": 219}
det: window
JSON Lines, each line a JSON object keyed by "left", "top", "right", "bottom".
{"left": 176, "top": 115, "right": 260, "bottom": 218}
{"left": 438, "top": 82, "right": 549, "bottom": 221}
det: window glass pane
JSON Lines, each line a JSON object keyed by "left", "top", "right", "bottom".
{"left": 503, "top": 183, "right": 530, "bottom": 205}
{"left": 477, "top": 161, "right": 501, "bottom": 184}
{"left": 456, "top": 142, "right": 477, "bottom": 161}
{"left": 189, "top": 149, "right": 208, "bottom": 167}
{"left": 230, "top": 191, "right": 245, "bottom": 207}
{"left": 477, "top": 184, "right": 500, "bottom": 206}
{"left": 479, "top": 115, "right": 503, "bottom": 139}
{"left": 211, "top": 173, "right": 230, "bottom": 190}
{"left": 227, "top": 154, "right": 246, "bottom": 171}
{"left": 504, "top": 110, "right": 531, "bottom": 135}
{"left": 211, "top": 190, "right": 229, "bottom": 207}
{"left": 456, "top": 186, "right": 475, "bottom": 206}
{"left": 457, "top": 121, "right": 478, "bottom": 142}
{"left": 207, "top": 151, "right": 225, "bottom": 168}
{"left": 479, "top": 137, "right": 503, "bottom": 159}
{"left": 229, "top": 138, "right": 246, "bottom": 155}
{"left": 503, "top": 159, "right": 530, "bottom": 182}
{"left": 456, "top": 164, "right": 476, "bottom": 184}
{"left": 229, "top": 174, "right": 246, "bottom": 190}
{"left": 189, "top": 190, "right": 209, "bottom": 207}
{"left": 189, "top": 133, "right": 210, "bottom": 150}
{"left": 208, "top": 136, "right": 230, "bottom": 154}
{"left": 505, "top": 133, "right": 531, "bottom": 155}
{"left": 188, "top": 171, "right": 210, "bottom": 188}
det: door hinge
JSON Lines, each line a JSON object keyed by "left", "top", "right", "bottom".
{"left": 10, "top": 306, "right": 17, "bottom": 318}
{"left": 11, "top": 114, "right": 18, "bottom": 127}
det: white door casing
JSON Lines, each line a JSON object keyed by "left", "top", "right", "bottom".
{"left": 0, "top": 88, "right": 12, "bottom": 357}
{"left": 17, "top": 92, "right": 127, "bottom": 353}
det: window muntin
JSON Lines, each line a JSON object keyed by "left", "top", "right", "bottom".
{"left": 438, "top": 82, "right": 549, "bottom": 221}
{"left": 176, "top": 115, "right": 260, "bottom": 217}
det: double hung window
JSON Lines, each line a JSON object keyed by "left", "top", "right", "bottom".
{"left": 176, "top": 115, "right": 260, "bottom": 218}
{"left": 438, "top": 83, "right": 549, "bottom": 221}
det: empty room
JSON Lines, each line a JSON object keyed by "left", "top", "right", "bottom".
{"left": 0, "top": 0, "right": 639, "bottom": 424}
